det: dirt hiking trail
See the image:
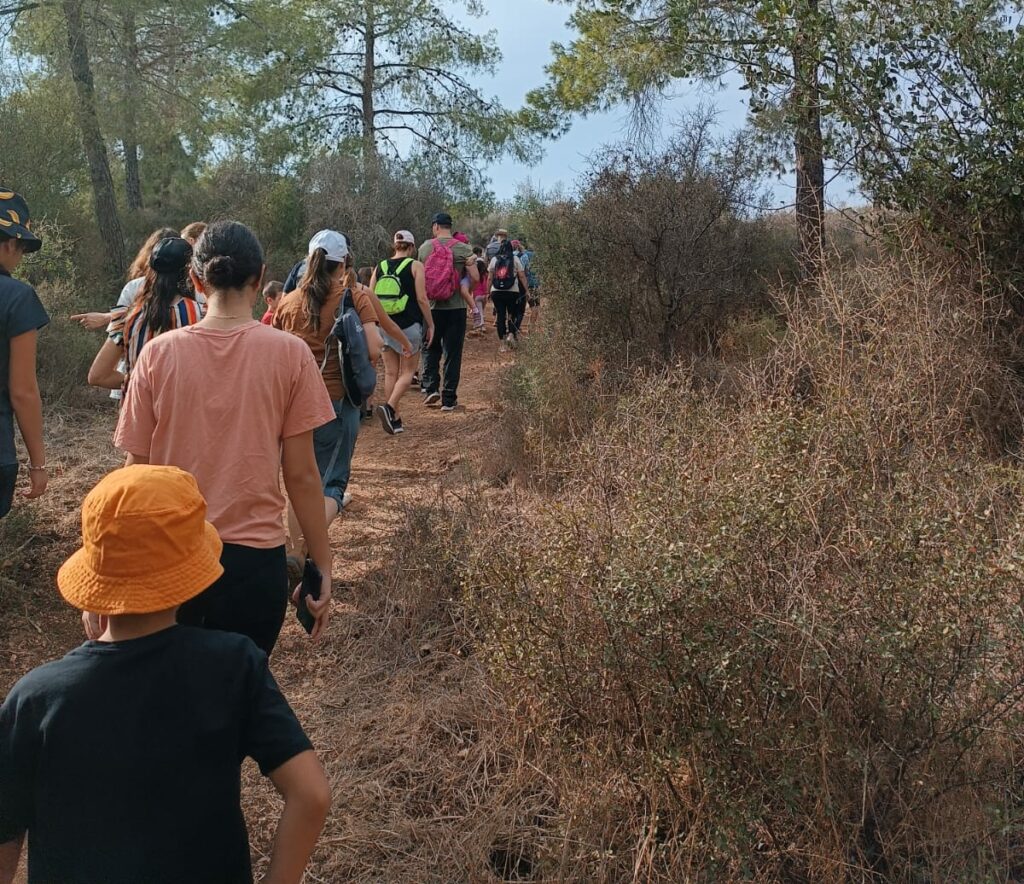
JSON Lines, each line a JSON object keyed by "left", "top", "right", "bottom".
{"left": 0, "top": 326, "right": 536, "bottom": 884}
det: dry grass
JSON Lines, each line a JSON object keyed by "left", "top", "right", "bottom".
{"left": 244, "top": 499, "right": 555, "bottom": 883}
{"left": 0, "top": 400, "right": 122, "bottom": 693}
{"left": 467, "top": 236, "right": 1024, "bottom": 881}
{"left": 0, "top": 333, "right": 553, "bottom": 883}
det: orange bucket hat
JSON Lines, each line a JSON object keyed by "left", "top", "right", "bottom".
{"left": 58, "top": 465, "right": 224, "bottom": 615}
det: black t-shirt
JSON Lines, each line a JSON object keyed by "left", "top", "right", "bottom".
{"left": 0, "top": 626, "right": 312, "bottom": 884}
{"left": 0, "top": 267, "right": 49, "bottom": 466}
{"left": 379, "top": 257, "right": 422, "bottom": 329}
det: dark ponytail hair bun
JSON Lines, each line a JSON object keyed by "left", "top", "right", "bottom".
{"left": 203, "top": 255, "right": 240, "bottom": 288}
{"left": 192, "top": 220, "right": 264, "bottom": 291}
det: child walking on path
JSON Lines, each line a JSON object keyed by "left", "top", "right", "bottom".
{"left": 0, "top": 466, "right": 330, "bottom": 884}
{"left": 0, "top": 188, "right": 48, "bottom": 518}
{"left": 261, "top": 279, "right": 284, "bottom": 324}
{"left": 470, "top": 245, "right": 489, "bottom": 332}
{"left": 113, "top": 221, "right": 335, "bottom": 655}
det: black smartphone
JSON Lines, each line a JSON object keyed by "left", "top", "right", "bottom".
{"left": 296, "top": 558, "right": 322, "bottom": 635}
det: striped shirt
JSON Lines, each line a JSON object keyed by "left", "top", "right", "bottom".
{"left": 108, "top": 297, "right": 204, "bottom": 372}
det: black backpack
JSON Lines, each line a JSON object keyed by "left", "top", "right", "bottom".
{"left": 491, "top": 249, "right": 517, "bottom": 291}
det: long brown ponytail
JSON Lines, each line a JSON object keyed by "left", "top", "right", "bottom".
{"left": 297, "top": 248, "right": 339, "bottom": 333}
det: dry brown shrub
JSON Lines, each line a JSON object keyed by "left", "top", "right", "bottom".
{"left": 466, "top": 240, "right": 1024, "bottom": 881}
{"left": 245, "top": 502, "right": 555, "bottom": 884}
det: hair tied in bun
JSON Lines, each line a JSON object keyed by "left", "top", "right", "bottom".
{"left": 191, "top": 221, "right": 265, "bottom": 291}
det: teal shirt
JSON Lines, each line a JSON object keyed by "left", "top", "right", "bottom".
{"left": 418, "top": 236, "right": 473, "bottom": 310}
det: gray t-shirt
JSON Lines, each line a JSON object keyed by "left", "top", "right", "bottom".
{"left": 0, "top": 268, "right": 49, "bottom": 466}
{"left": 418, "top": 237, "right": 474, "bottom": 311}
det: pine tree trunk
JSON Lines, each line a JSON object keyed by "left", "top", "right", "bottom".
{"left": 361, "top": 0, "right": 378, "bottom": 180}
{"left": 62, "top": 0, "right": 126, "bottom": 275}
{"left": 792, "top": 0, "right": 825, "bottom": 280}
{"left": 122, "top": 7, "right": 143, "bottom": 212}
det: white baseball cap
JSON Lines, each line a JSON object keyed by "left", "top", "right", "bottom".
{"left": 394, "top": 230, "right": 415, "bottom": 245}
{"left": 308, "top": 229, "right": 349, "bottom": 262}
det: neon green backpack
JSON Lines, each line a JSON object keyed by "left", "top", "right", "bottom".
{"left": 374, "top": 258, "right": 413, "bottom": 315}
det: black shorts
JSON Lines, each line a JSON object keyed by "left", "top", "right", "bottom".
{"left": 0, "top": 463, "right": 17, "bottom": 519}
{"left": 177, "top": 543, "right": 289, "bottom": 656}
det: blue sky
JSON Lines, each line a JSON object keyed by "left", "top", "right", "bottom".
{"left": 472, "top": 0, "right": 861, "bottom": 208}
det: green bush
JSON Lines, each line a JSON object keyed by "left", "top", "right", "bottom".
{"left": 467, "top": 244, "right": 1024, "bottom": 880}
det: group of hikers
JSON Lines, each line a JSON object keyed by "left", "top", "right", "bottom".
{"left": 0, "top": 187, "right": 538, "bottom": 883}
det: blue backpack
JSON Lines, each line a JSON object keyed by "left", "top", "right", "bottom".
{"left": 322, "top": 289, "right": 376, "bottom": 407}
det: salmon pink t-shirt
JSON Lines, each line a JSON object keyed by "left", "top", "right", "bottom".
{"left": 114, "top": 321, "right": 335, "bottom": 547}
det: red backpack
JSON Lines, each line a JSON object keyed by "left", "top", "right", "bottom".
{"left": 424, "top": 238, "right": 461, "bottom": 301}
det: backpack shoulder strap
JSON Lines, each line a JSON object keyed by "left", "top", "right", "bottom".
{"left": 319, "top": 294, "right": 349, "bottom": 374}
{"left": 379, "top": 259, "right": 390, "bottom": 274}
{"left": 396, "top": 257, "right": 413, "bottom": 274}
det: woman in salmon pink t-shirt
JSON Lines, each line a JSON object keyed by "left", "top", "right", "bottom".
{"left": 110, "top": 221, "right": 335, "bottom": 655}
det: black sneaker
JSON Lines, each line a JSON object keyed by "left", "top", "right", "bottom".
{"left": 377, "top": 403, "right": 396, "bottom": 435}
{"left": 441, "top": 402, "right": 458, "bottom": 413}
{"left": 393, "top": 417, "right": 405, "bottom": 434}
{"left": 424, "top": 391, "right": 441, "bottom": 407}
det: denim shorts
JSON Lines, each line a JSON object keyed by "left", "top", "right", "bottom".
{"left": 381, "top": 321, "right": 423, "bottom": 356}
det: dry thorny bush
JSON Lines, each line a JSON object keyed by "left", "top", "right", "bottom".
{"left": 242, "top": 501, "right": 556, "bottom": 884}
{"left": 522, "top": 116, "right": 793, "bottom": 368}
{"left": 462, "top": 241, "right": 1024, "bottom": 880}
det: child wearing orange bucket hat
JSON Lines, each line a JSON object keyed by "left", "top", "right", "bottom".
{"left": 0, "top": 466, "right": 330, "bottom": 884}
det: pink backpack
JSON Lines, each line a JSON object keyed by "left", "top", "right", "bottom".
{"left": 424, "top": 238, "right": 461, "bottom": 302}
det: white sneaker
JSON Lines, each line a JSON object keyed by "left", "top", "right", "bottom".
{"left": 342, "top": 492, "right": 353, "bottom": 508}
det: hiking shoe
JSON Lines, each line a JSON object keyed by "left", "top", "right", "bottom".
{"left": 393, "top": 418, "right": 405, "bottom": 434}
{"left": 441, "top": 402, "right": 457, "bottom": 413}
{"left": 377, "top": 403, "right": 397, "bottom": 435}
{"left": 424, "top": 391, "right": 441, "bottom": 407}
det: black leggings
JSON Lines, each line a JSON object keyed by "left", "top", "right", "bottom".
{"left": 178, "top": 543, "right": 289, "bottom": 657}
{"left": 0, "top": 463, "right": 17, "bottom": 519}
{"left": 492, "top": 291, "right": 525, "bottom": 340}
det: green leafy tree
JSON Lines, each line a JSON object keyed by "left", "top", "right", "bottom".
{"left": 531, "top": 0, "right": 829, "bottom": 277}
{"left": 536, "top": 0, "right": 1024, "bottom": 282}
{"left": 224, "top": 0, "right": 560, "bottom": 178}
{"left": 4, "top": 0, "right": 234, "bottom": 235}
{"left": 828, "top": 0, "right": 1024, "bottom": 279}
{"left": 60, "top": 0, "right": 126, "bottom": 273}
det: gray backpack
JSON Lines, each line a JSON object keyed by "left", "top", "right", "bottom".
{"left": 322, "top": 289, "right": 376, "bottom": 407}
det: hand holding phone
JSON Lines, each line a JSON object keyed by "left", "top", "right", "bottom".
{"left": 295, "top": 558, "right": 322, "bottom": 635}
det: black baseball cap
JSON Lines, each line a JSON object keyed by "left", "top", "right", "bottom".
{"left": 431, "top": 212, "right": 453, "bottom": 227}
{"left": 149, "top": 237, "right": 192, "bottom": 273}
{"left": 0, "top": 188, "right": 42, "bottom": 253}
